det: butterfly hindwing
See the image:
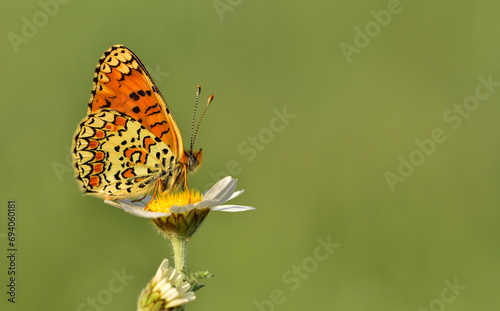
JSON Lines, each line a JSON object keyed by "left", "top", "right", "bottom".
{"left": 73, "top": 110, "right": 175, "bottom": 199}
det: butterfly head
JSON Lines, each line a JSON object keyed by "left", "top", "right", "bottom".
{"left": 185, "top": 148, "right": 203, "bottom": 173}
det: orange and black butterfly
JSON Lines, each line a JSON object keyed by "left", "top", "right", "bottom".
{"left": 72, "top": 45, "right": 208, "bottom": 200}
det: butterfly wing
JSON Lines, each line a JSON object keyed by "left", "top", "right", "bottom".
{"left": 73, "top": 110, "right": 175, "bottom": 199}
{"left": 88, "top": 45, "right": 184, "bottom": 154}
{"left": 73, "top": 45, "right": 187, "bottom": 200}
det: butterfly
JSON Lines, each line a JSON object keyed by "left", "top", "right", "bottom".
{"left": 72, "top": 45, "right": 205, "bottom": 200}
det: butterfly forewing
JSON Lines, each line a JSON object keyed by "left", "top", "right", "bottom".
{"left": 88, "top": 45, "right": 183, "bottom": 154}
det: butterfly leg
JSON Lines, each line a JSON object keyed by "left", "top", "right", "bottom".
{"left": 131, "top": 196, "right": 147, "bottom": 203}
{"left": 151, "top": 179, "right": 166, "bottom": 199}
{"left": 182, "top": 166, "right": 190, "bottom": 191}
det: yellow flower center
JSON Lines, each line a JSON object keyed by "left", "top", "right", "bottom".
{"left": 146, "top": 190, "right": 203, "bottom": 213}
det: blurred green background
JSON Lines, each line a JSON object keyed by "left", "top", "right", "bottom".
{"left": 1, "top": 1, "right": 500, "bottom": 310}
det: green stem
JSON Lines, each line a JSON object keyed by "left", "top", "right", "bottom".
{"left": 170, "top": 235, "right": 187, "bottom": 275}
{"left": 170, "top": 236, "right": 188, "bottom": 311}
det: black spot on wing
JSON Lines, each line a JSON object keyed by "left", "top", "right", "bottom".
{"left": 145, "top": 103, "right": 159, "bottom": 114}
{"left": 145, "top": 103, "right": 162, "bottom": 116}
{"left": 129, "top": 92, "right": 140, "bottom": 101}
{"left": 151, "top": 120, "right": 168, "bottom": 128}
{"left": 147, "top": 110, "right": 161, "bottom": 117}
{"left": 160, "top": 128, "right": 170, "bottom": 137}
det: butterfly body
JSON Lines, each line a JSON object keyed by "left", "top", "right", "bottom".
{"left": 73, "top": 45, "right": 202, "bottom": 200}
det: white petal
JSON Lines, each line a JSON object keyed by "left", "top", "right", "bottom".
{"left": 177, "top": 282, "right": 192, "bottom": 295}
{"left": 192, "top": 199, "right": 219, "bottom": 209}
{"left": 104, "top": 196, "right": 151, "bottom": 208}
{"left": 210, "top": 205, "right": 256, "bottom": 212}
{"left": 171, "top": 197, "right": 236, "bottom": 213}
{"left": 161, "top": 283, "right": 178, "bottom": 298}
{"left": 165, "top": 297, "right": 190, "bottom": 308}
{"left": 182, "top": 291, "right": 196, "bottom": 302}
{"left": 106, "top": 201, "right": 171, "bottom": 218}
{"left": 104, "top": 200, "right": 126, "bottom": 209}
{"left": 202, "top": 181, "right": 227, "bottom": 200}
{"left": 203, "top": 176, "right": 237, "bottom": 203}
{"left": 154, "top": 279, "right": 170, "bottom": 292}
{"left": 153, "top": 259, "right": 169, "bottom": 282}
{"left": 169, "top": 203, "right": 197, "bottom": 214}
{"left": 228, "top": 189, "right": 244, "bottom": 200}
{"left": 161, "top": 287, "right": 178, "bottom": 301}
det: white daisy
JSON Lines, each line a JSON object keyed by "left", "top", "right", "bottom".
{"left": 138, "top": 259, "right": 195, "bottom": 311}
{"left": 105, "top": 176, "right": 255, "bottom": 239}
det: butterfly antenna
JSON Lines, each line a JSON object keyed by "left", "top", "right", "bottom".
{"left": 190, "top": 85, "right": 202, "bottom": 151}
{"left": 191, "top": 93, "right": 214, "bottom": 150}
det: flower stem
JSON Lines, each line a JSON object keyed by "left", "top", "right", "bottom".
{"left": 170, "top": 235, "right": 187, "bottom": 275}
{"left": 170, "top": 236, "right": 189, "bottom": 310}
